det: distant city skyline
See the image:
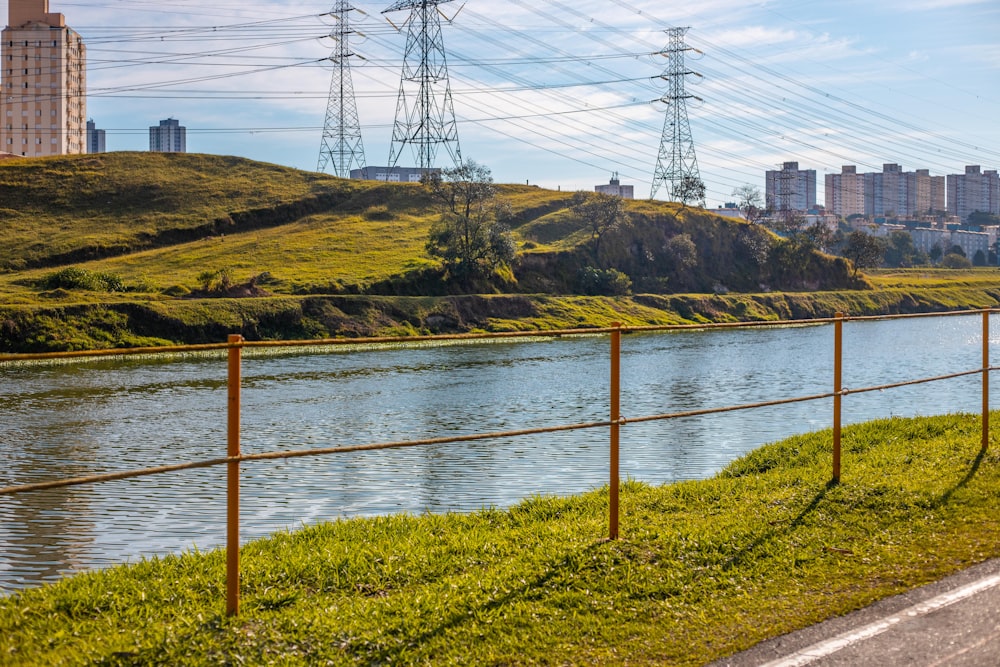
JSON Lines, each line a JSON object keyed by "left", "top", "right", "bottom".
{"left": 1, "top": 0, "right": 997, "bottom": 206}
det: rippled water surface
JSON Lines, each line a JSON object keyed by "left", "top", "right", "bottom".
{"left": 2, "top": 315, "right": 997, "bottom": 592}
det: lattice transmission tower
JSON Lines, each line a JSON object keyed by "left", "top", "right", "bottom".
{"left": 383, "top": 0, "right": 462, "bottom": 172}
{"left": 317, "top": 0, "right": 367, "bottom": 176}
{"left": 651, "top": 27, "right": 702, "bottom": 202}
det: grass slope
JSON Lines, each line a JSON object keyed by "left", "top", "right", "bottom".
{"left": 0, "top": 152, "right": 359, "bottom": 270}
{"left": 2, "top": 414, "right": 999, "bottom": 665}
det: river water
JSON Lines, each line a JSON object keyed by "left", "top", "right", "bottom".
{"left": 1, "top": 314, "right": 996, "bottom": 593}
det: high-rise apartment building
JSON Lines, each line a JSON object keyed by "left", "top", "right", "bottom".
{"left": 825, "top": 164, "right": 945, "bottom": 219}
{"left": 86, "top": 118, "right": 103, "bottom": 153}
{"left": 825, "top": 166, "right": 865, "bottom": 218}
{"left": 1, "top": 0, "right": 86, "bottom": 157}
{"left": 765, "top": 161, "right": 816, "bottom": 213}
{"left": 903, "top": 169, "right": 946, "bottom": 216}
{"left": 864, "top": 164, "right": 908, "bottom": 218}
{"left": 149, "top": 117, "right": 186, "bottom": 153}
{"left": 947, "top": 166, "right": 1000, "bottom": 223}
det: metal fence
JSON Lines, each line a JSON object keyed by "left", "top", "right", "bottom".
{"left": 1, "top": 309, "right": 995, "bottom": 615}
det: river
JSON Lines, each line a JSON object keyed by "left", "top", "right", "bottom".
{"left": 1, "top": 314, "right": 996, "bottom": 593}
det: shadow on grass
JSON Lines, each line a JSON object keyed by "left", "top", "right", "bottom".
{"left": 721, "top": 479, "right": 838, "bottom": 572}
{"left": 934, "top": 447, "right": 985, "bottom": 509}
{"left": 363, "top": 541, "right": 605, "bottom": 664}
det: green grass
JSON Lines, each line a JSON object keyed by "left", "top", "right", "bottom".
{"left": 0, "top": 152, "right": 358, "bottom": 270}
{"left": 2, "top": 413, "right": 999, "bottom": 665}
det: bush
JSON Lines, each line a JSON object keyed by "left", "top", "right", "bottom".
{"left": 38, "top": 267, "right": 126, "bottom": 292}
{"left": 941, "top": 253, "right": 973, "bottom": 269}
{"left": 363, "top": 205, "right": 393, "bottom": 221}
{"left": 576, "top": 266, "right": 632, "bottom": 296}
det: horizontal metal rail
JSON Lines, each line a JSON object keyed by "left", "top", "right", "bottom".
{"left": 3, "top": 366, "right": 994, "bottom": 498}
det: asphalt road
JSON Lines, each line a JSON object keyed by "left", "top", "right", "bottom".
{"left": 708, "top": 559, "right": 1000, "bottom": 667}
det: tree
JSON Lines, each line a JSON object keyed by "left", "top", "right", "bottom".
{"left": 842, "top": 230, "right": 886, "bottom": 277}
{"left": 929, "top": 243, "right": 943, "bottom": 264}
{"left": 665, "top": 233, "right": 698, "bottom": 272}
{"left": 571, "top": 192, "right": 628, "bottom": 266}
{"left": 941, "top": 253, "right": 972, "bottom": 269}
{"left": 883, "top": 230, "right": 926, "bottom": 268}
{"left": 673, "top": 176, "right": 706, "bottom": 208}
{"left": 731, "top": 184, "right": 767, "bottom": 225}
{"left": 800, "top": 222, "right": 834, "bottom": 253}
{"left": 424, "top": 160, "right": 516, "bottom": 280}
{"left": 968, "top": 211, "right": 1000, "bottom": 227}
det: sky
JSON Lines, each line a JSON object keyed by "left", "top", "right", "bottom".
{"left": 3, "top": 0, "right": 999, "bottom": 206}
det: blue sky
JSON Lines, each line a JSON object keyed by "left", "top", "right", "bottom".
{"left": 5, "top": 0, "right": 999, "bottom": 206}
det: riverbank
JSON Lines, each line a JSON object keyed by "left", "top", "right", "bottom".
{"left": 3, "top": 269, "right": 1000, "bottom": 352}
{"left": 2, "top": 413, "right": 998, "bottom": 665}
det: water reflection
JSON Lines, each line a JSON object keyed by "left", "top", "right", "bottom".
{"left": 2, "top": 315, "right": 997, "bottom": 592}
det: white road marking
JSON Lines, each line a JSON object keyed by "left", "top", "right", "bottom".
{"left": 758, "top": 574, "right": 1000, "bottom": 667}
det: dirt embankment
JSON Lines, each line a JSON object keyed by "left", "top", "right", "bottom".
{"left": 3, "top": 286, "right": 1000, "bottom": 354}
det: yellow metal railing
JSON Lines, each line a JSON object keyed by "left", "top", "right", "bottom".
{"left": 1, "top": 308, "right": 996, "bottom": 615}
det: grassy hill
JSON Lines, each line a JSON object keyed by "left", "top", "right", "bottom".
{"left": 1, "top": 152, "right": 998, "bottom": 352}
{"left": 0, "top": 152, "right": 855, "bottom": 298}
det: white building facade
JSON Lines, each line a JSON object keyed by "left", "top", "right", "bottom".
{"left": 825, "top": 165, "right": 865, "bottom": 218}
{"left": 595, "top": 173, "right": 634, "bottom": 199}
{"left": 947, "top": 166, "right": 1000, "bottom": 223}
{"left": 149, "top": 118, "right": 186, "bottom": 153}
{"left": 766, "top": 161, "right": 816, "bottom": 213}
{"left": 1, "top": 0, "right": 86, "bottom": 157}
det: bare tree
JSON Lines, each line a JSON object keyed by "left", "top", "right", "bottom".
{"left": 732, "top": 184, "right": 768, "bottom": 225}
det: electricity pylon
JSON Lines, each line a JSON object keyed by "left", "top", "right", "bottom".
{"left": 317, "top": 0, "right": 367, "bottom": 177}
{"left": 383, "top": 0, "right": 462, "bottom": 172}
{"left": 651, "top": 27, "right": 703, "bottom": 203}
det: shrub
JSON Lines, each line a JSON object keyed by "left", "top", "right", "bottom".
{"left": 363, "top": 205, "right": 392, "bottom": 221}
{"left": 38, "top": 267, "right": 125, "bottom": 292}
{"left": 576, "top": 266, "right": 632, "bottom": 296}
{"left": 941, "top": 253, "right": 972, "bottom": 269}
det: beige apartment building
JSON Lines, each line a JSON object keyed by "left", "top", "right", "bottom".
{"left": 2, "top": 0, "right": 86, "bottom": 157}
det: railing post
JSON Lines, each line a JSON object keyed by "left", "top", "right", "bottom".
{"left": 609, "top": 322, "right": 621, "bottom": 540}
{"left": 227, "top": 334, "right": 243, "bottom": 616}
{"left": 983, "top": 309, "right": 990, "bottom": 453}
{"left": 833, "top": 313, "right": 843, "bottom": 484}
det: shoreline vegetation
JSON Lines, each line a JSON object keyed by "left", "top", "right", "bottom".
{"left": 2, "top": 273, "right": 1000, "bottom": 353}
{"left": 2, "top": 413, "right": 999, "bottom": 665}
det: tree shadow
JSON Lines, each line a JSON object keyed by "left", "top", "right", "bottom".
{"left": 933, "top": 448, "right": 985, "bottom": 509}
{"left": 366, "top": 540, "right": 606, "bottom": 664}
{"left": 722, "top": 479, "right": 837, "bottom": 572}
